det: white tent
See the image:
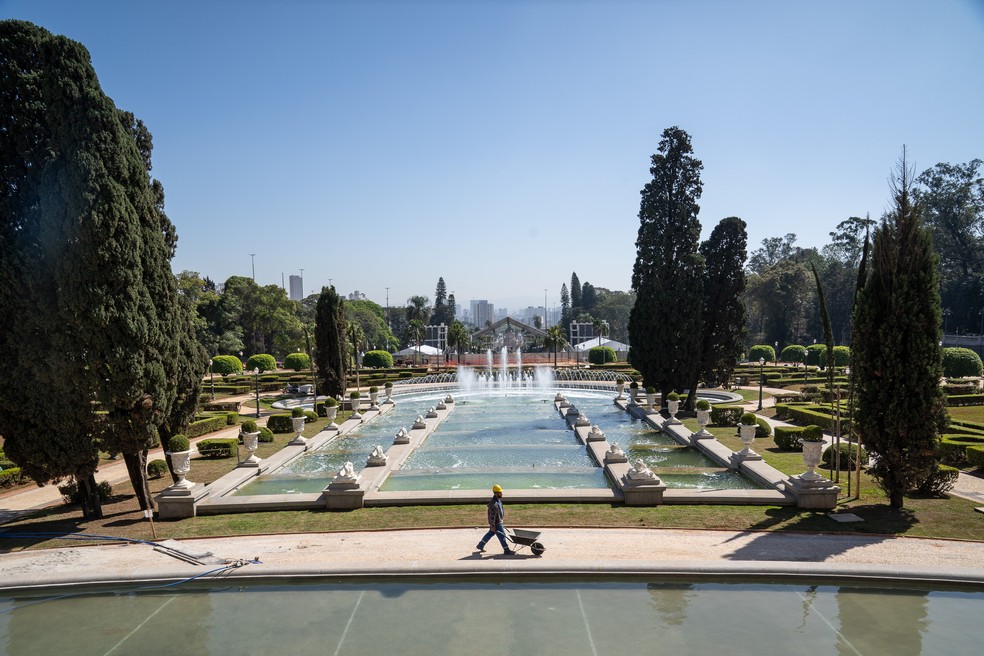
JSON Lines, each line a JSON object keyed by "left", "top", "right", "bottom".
{"left": 573, "top": 339, "right": 630, "bottom": 352}
{"left": 393, "top": 344, "right": 443, "bottom": 356}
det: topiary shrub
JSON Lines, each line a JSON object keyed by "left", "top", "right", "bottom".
{"left": 225, "top": 411, "right": 239, "bottom": 426}
{"left": 304, "top": 410, "right": 318, "bottom": 423}
{"left": 781, "top": 345, "right": 807, "bottom": 363}
{"left": 258, "top": 426, "right": 275, "bottom": 442}
{"left": 147, "top": 459, "right": 169, "bottom": 479}
{"left": 967, "top": 445, "right": 984, "bottom": 469}
{"left": 710, "top": 405, "right": 744, "bottom": 426}
{"left": 245, "top": 353, "right": 277, "bottom": 373}
{"left": 914, "top": 464, "right": 959, "bottom": 496}
{"left": 942, "top": 347, "right": 984, "bottom": 378}
{"left": 666, "top": 391, "right": 680, "bottom": 401}
{"left": 196, "top": 438, "right": 239, "bottom": 458}
{"left": 211, "top": 355, "right": 243, "bottom": 376}
{"left": 241, "top": 419, "right": 258, "bottom": 433}
{"left": 168, "top": 434, "right": 190, "bottom": 452}
{"left": 747, "top": 345, "right": 775, "bottom": 363}
{"left": 588, "top": 346, "right": 616, "bottom": 364}
{"left": 774, "top": 425, "right": 808, "bottom": 451}
{"left": 821, "top": 442, "right": 869, "bottom": 470}
{"left": 695, "top": 399, "right": 711, "bottom": 411}
{"left": 283, "top": 352, "right": 311, "bottom": 371}
{"left": 363, "top": 350, "right": 394, "bottom": 369}
{"left": 291, "top": 407, "right": 306, "bottom": 418}
{"left": 739, "top": 412, "right": 758, "bottom": 426}
{"left": 267, "top": 414, "right": 293, "bottom": 433}
{"left": 755, "top": 416, "right": 772, "bottom": 438}
{"left": 805, "top": 344, "right": 826, "bottom": 366}
{"left": 819, "top": 345, "right": 851, "bottom": 367}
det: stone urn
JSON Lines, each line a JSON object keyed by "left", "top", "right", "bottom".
{"left": 289, "top": 415, "right": 307, "bottom": 446}
{"left": 615, "top": 381, "right": 625, "bottom": 400}
{"left": 799, "top": 440, "right": 825, "bottom": 480}
{"left": 241, "top": 430, "right": 261, "bottom": 467}
{"left": 694, "top": 409, "right": 712, "bottom": 438}
{"left": 324, "top": 405, "right": 339, "bottom": 430}
{"left": 665, "top": 399, "right": 681, "bottom": 424}
{"left": 166, "top": 448, "right": 195, "bottom": 489}
{"left": 737, "top": 423, "right": 758, "bottom": 459}
{"left": 384, "top": 386, "right": 394, "bottom": 404}
{"left": 369, "top": 390, "right": 379, "bottom": 406}
{"left": 645, "top": 392, "right": 657, "bottom": 413}
{"left": 628, "top": 386, "right": 638, "bottom": 403}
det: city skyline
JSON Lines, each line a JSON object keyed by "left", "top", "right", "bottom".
{"left": 3, "top": 1, "right": 982, "bottom": 309}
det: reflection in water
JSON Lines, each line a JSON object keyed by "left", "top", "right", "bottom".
{"left": 2, "top": 580, "right": 979, "bottom": 655}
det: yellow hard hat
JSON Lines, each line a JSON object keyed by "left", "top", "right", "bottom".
{"left": 492, "top": 484, "right": 503, "bottom": 493}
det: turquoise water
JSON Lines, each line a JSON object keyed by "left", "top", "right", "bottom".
{"left": 3, "top": 579, "right": 982, "bottom": 655}
{"left": 380, "top": 468, "right": 609, "bottom": 491}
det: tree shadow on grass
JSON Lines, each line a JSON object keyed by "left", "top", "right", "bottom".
{"left": 721, "top": 505, "right": 918, "bottom": 563}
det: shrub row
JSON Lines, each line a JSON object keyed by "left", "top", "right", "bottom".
{"left": 822, "top": 442, "right": 868, "bottom": 470}
{"left": 0, "top": 467, "right": 25, "bottom": 488}
{"left": 943, "top": 383, "right": 979, "bottom": 395}
{"left": 942, "top": 347, "right": 984, "bottom": 378}
{"left": 774, "top": 425, "right": 811, "bottom": 451}
{"left": 710, "top": 405, "right": 744, "bottom": 426}
{"left": 185, "top": 415, "right": 229, "bottom": 439}
{"left": 945, "top": 394, "right": 984, "bottom": 407}
{"left": 939, "top": 434, "right": 984, "bottom": 466}
{"left": 196, "top": 438, "right": 239, "bottom": 459}
{"left": 967, "top": 446, "right": 984, "bottom": 469}
{"left": 781, "top": 404, "right": 852, "bottom": 433}
{"left": 203, "top": 400, "right": 242, "bottom": 412}
{"left": 915, "top": 464, "right": 959, "bottom": 496}
{"left": 267, "top": 414, "right": 294, "bottom": 434}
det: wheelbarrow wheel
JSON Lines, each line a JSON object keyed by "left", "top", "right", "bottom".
{"left": 531, "top": 541, "right": 545, "bottom": 557}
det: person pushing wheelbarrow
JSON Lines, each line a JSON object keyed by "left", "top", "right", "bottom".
{"left": 476, "top": 484, "right": 514, "bottom": 555}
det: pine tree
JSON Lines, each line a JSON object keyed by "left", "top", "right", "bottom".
{"left": 431, "top": 277, "right": 448, "bottom": 325}
{"left": 315, "top": 286, "right": 347, "bottom": 398}
{"left": 570, "top": 272, "right": 582, "bottom": 316}
{"left": 628, "top": 126, "right": 705, "bottom": 400}
{"left": 852, "top": 150, "right": 948, "bottom": 508}
{"left": 690, "top": 217, "right": 747, "bottom": 405}
{"left": 560, "top": 284, "right": 571, "bottom": 340}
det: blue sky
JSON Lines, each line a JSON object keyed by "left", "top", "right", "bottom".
{"left": 3, "top": 0, "right": 983, "bottom": 310}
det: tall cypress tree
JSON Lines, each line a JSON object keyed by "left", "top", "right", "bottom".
{"left": 560, "top": 283, "right": 571, "bottom": 340}
{"left": 0, "top": 22, "right": 187, "bottom": 516}
{"left": 628, "top": 126, "right": 705, "bottom": 399}
{"left": 570, "top": 272, "right": 582, "bottom": 317}
{"left": 689, "top": 217, "right": 747, "bottom": 406}
{"left": 852, "top": 150, "right": 948, "bottom": 508}
{"left": 315, "top": 286, "right": 346, "bottom": 398}
{"left": 431, "top": 277, "right": 448, "bottom": 325}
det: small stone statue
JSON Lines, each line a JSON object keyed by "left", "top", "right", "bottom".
{"left": 333, "top": 461, "right": 358, "bottom": 483}
{"left": 367, "top": 445, "right": 388, "bottom": 466}
{"left": 444, "top": 394, "right": 455, "bottom": 404}
{"left": 587, "top": 424, "right": 605, "bottom": 440}
{"left": 626, "top": 458, "right": 657, "bottom": 481}
{"left": 413, "top": 415, "right": 427, "bottom": 429}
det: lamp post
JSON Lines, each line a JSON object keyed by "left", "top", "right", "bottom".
{"left": 757, "top": 357, "right": 765, "bottom": 411}
{"left": 943, "top": 308, "right": 951, "bottom": 342}
{"left": 210, "top": 358, "right": 215, "bottom": 400}
{"left": 252, "top": 368, "right": 260, "bottom": 418}
{"left": 774, "top": 340, "right": 779, "bottom": 365}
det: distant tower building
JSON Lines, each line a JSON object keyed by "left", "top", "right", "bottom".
{"left": 347, "top": 290, "right": 368, "bottom": 301}
{"left": 288, "top": 274, "right": 303, "bottom": 301}
{"left": 470, "top": 300, "right": 495, "bottom": 328}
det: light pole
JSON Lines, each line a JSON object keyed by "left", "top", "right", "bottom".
{"left": 252, "top": 368, "right": 261, "bottom": 418}
{"left": 757, "top": 357, "right": 765, "bottom": 411}
{"left": 250, "top": 254, "right": 256, "bottom": 281}
{"left": 943, "top": 308, "right": 951, "bottom": 341}
{"left": 774, "top": 340, "right": 779, "bottom": 365}
{"left": 210, "top": 358, "right": 215, "bottom": 400}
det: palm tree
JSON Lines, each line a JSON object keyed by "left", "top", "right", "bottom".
{"left": 405, "top": 295, "right": 430, "bottom": 325}
{"left": 593, "top": 318, "right": 609, "bottom": 347}
{"left": 408, "top": 319, "right": 425, "bottom": 365}
{"left": 448, "top": 320, "right": 470, "bottom": 365}
{"left": 544, "top": 325, "right": 567, "bottom": 367}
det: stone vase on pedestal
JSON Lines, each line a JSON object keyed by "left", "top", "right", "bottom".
{"left": 665, "top": 399, "right": 681, "bottom": 424}
{"left": 369, "top": 391, "right": 379, "bottom": 408}
{"left": 166, "top": 449, "right": 195, "bottom": 489}
{"left": 240, "top": 431, "right": 261, "bottom": 467}
{"left": 289, "top": 416, "right": 307, "bottom": 446}
{"left": 645, "top": 393, "right": 658, "bottom": 413}
{"left": 736, "top": 424, "right": 760, "bottom": 460}
{"left": 799, "top": 440, "right": 825, "bottom": 480}
{"left": 615, "top": 382, "right": 625, "bottom": 400}
{"left": 324, "top": 405, "right": 339, "bottom": 430}
{"left": 694, "top": 409, "right": 712, "bottom": 438}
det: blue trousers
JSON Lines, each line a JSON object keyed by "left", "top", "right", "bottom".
{"left": 478, "top": 523, "right": 509, "bottom": 550}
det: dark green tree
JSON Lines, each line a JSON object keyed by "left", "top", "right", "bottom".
{"left": 580, "top": 282, "right": 597, "bottom": 312}
{"left": 431, "top": 277, "right": 450, "bottom": 325}
{"left": 690, "top": 217, "right": 747, "bottom": 404}
{"left": 315, "top": 286, "right": 346, "bottom": 398}
{"left": 628, "top": 126, "right": 705, "bottom": 400}
{"left": 853, "top": 151, "right": 948, "bottom": 508}
{"left": 570, "top": 272, "right": 582, "bottom": 316}
{"left": 559, "top": 283, "right": 571, "bottom": 339}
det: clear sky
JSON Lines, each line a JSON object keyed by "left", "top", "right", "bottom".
{"left": 3, "top": 0, "right": 983, "bottom": 311}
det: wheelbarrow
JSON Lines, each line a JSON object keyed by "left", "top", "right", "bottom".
{"left": 508, "top": 529, "right": 546, "bottom": 556}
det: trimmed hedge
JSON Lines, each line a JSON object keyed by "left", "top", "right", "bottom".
{"left": 782, "top": 404, "right": 851, "bottom": 433}
{"left": 939, "top": 434, "right": 984, "bottom": 465}
{"left": 822, "top": 442, "right": 868, "bottom": 470}
{"left": 283, "top": 352, "right": 311, "bottom": 371}
{"left": 967, "top": 445, "right": 984, "bottom": 469}
{"left": 211, "top": 354, "right": 243, "bottom": 376}
{"left": 781, "top": 345, "right": 807, "bottom": 363}
{"left": 774, "top": 425, "right": 808, "bottom": 451}
{"left": 710, "top": 405, "right": 744, "bottom": 426}
{"left": 0, "top": 467, "right": 25, "bottom": 488}
{"left": 245, "top": 353, "right": 277, "bottom": 373}
{"left": 267, "top": 414, "right": 294, "bottom": 434}
{"left": 805, "top": 344, "right": 826, "bottom": 366}
{"left": 258, "top": 426, "right": 275, "bottom": 442}
{"left": 147, "top": 459, "right": 169, "bottom": 479}
{"left": 186, "top": 415, "right": 228, "bottom": 439}
{"left": 946, "top": 394, "right": 984, "bottom": 407}
{"left": 196, "top": 438, "right": 239, "bottom": 459}
{"left": 754, "top": 416, "right": 771, "bottom": 438}
{"left": 915, "top": 464, "right": 959, "bottom": 496}
{"left": 203, "top": 400, "right": 242, "bottom": 412}
{"left": 819, "top": 345, "right": 851, "bottom": 367}
{"left": 747, "top": 345, "right": 775, "bottom": 363}
{"left": 588, "top": 346, "right": 617, "bottom": 364}
{"left": 942, "top": 347, "right": 984, "bottom": 378}
{"left": 363, "top": 350, "right": 395, "bottom": 369}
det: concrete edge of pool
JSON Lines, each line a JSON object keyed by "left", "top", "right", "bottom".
{"left": 3, "top": 528, "right": 984, "bottom": 592}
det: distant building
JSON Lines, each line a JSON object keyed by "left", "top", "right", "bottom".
{"left": 425, "top": 324, "right": 447, "bottom": 352}
{"left": 570, "top": 320, "right": 609, "bottom": 345}
{"left": 347, "top": 290, "right": 368, "bottom": 301}
{"left": 470, "top": 300, "right": 495, "bottom": 328}
{"left": 288, "top": 275, "right": 303, "bottom": 301}
{"left": 496, "top": 307, "right": 508, "bottom": 321}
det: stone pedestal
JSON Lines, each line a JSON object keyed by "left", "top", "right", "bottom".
{"left": 393, "top": 427, "right": 410, "bottom": 445}
{"left": 324, "top": 484, "right": 365, "bottom": 510}
{"left": 289, "top": 416, "right": 308, "bottom": 446}
{"left": 324, "top": 406, "right": 339, "bottom": 430}
{"left": 733, "top": 424, "right": 761, "bottom": 461}
{"left": 366, "top": 445, "right": 388, "bottom": 467}
{"left": 665, "top": 399, "right": 681, "bottom": 425}
{"left": 240, "top": 432, "right": 262, "bottom": 467}
{"left": 621, "top": 480, "right": 667, "bottom": 505}
{"left": 156, "top": 483, "right": 209, "bottom": 519}
{"left": 787, "top": 475, "right": 840, "bottom": 509}
{"left": 693, "top": 410, "right": 713, "bottom": 439}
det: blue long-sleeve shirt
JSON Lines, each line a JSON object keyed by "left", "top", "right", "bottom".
{"left": 486, "top": 495, "right": 504, "bottom": 529}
